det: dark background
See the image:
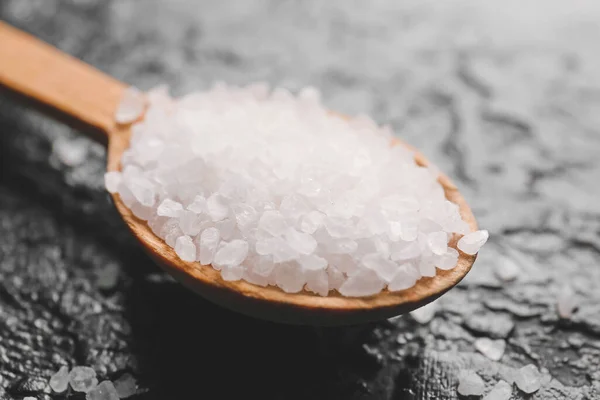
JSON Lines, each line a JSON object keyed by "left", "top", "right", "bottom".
{"left": 1, "top": 1, "right": 599, "bottom": 399}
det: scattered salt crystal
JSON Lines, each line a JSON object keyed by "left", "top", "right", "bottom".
{"left": 113, "top": 373, "right": 137, "bottom": 399}
{"left": 115, "top": 86, "right": 145, "bottom": 124}
{"left": 213, "top": 240, "right": 249, "bottom": 268}
{"left": 494, "top": 257, "right": 520, "bottom": 281}
{"left": 410, "top": 301, "right": 437, "bottom": 324}
{"left": 111, "top": 83, "right": 485, "bottom": 296}
{"left": 339, "top": 269, "right": 385, "bottom": 297}
{"left": 86, "top": 380, "right": 119, "bottom": 400}
{"left": 198, "top": 227, "right": 220, "bottom": 264}
{"left": 104, "top": 172, "right": 121, "bottom": 194}
{"left": 514, "top": 364, "right": 541, "bottom": 394}
{"left": 458, "top": 230, "right": 489, "bottom": 255}
{"left": 175, "top": 235, "right": 196, "bottom": 262}
{"left": 457, "top": 370, "right": 485, "bottom": 397}
{"left": 69, "top": 366, "right": 98, "bottom": 393}
{"left": 49, "top": 365, "right": 69, "bottom": 393}
{"left": 475, "top": 337, "right": 506, "bottom": 361}
{"left": 53, "top": 137, "right": 88, "bottom": 166}
{"left": 557, "top": 289, "right": 577, "bottom": 319}
{"left": 483, "top": 380, "right": 512, "bottom": 400}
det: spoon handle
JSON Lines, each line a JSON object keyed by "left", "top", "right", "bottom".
{"left": 0, "top": 22, "right": 126, "bottom": 145}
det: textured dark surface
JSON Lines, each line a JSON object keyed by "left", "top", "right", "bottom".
{"left": 1, "top": 1, "right": 600, "bottom": 399}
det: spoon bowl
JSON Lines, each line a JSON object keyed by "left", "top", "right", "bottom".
{"left": 1, "top": 22, "right": 478, "bottom": 325}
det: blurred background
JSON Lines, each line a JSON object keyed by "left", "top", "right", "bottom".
{"left": 0, "top": 1, "right": 599, "bottom": 399}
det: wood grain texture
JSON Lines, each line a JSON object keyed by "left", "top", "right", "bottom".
{"left": 0, "top": 22, "right": 126, "bottom": 144}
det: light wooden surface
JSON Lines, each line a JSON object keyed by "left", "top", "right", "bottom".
{"left": 1, "top": 21, "right": 478, "bottom": 325}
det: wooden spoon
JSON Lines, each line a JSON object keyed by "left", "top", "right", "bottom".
{"left": 0, "top": 22, "right": 478, "bottom": 326}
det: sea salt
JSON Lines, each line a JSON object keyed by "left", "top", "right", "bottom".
{"left": 458, "top": 230, "right": 489, "bottom": 255}
{"left": 113, "top": 373, "right": 137, "bottom": 398}
{"left": 475, "top": 337, "right": 506, "bottom": 361}
{"left": 69, "top": 366, "right": 98, "bottom": 393}
{"left": 86, "top": 380, "right": 119, "bottom": 400}
{"left": 108, "top": 83, "right": 486, "bottom": 296}
{"left": 457, "top": 370, "right": 485, "bottom": 397}
{"left": 410, "top": 300, "right": 437, "bottom": 324}
{"left": 483, "top": 380, "right": 512, "bottom": 400}
{"left": 49, "top": 365, "right": 69, "bottom": 393}
{"left": 514, "top": 364, "right": 541, "bottom": 394}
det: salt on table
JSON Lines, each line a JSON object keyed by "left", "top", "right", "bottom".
{"left": 69, "top": 366, "right": 98, "bottom": 393}
{"left": 113, "top": 373, "right": 137, "bottom": 399}
{"left": 86, "top": 380, "right": 119, "bottom": 400}
{"left": 483, "top": 380, "right": 512, "bottom": 400}
{"left": 475, "top": 337, "right": 506, "bottom": 361}
{"left": 410, "top": 300, "right": 438, "bottom": 324}
{"left": 457, "top": 370, "right": 485, "bottom": 397}
{"left": 514, "top": 364, "right": 541, "bottom": 394}
{"left": 49, "top": 365, "right": 70, "bottom": 393}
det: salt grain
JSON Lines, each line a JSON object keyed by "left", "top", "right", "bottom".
{"left": 458, "top": 230, "right": 489, "bottom": 255}
{"left": 108, "top": 83, "right": 486, "bottom": 296}
{"left": 69, "top": 366, "right": 98, "bottom": 393}
{"left": 457, "top": 370, "right": 485, "bottom": 397}
{"left": 86, "top": 380, "right": 119, "bottom": 400}
{"left": 483, "top": 380, "right": 512, "bottom": 400}
{"left": 514, "top": 364, "right": 541, "bottom": 394}
{"left": 113, "top": 373, "right": 137, "bottom": 398}
{"left": 475, "top": 337, "right": 506, "bottom": 361}
{"left": 410, "top": 300, "right": 437, "bottom": 324}
{"left": 49, "top": 365, "right": 69, "bottom": 393}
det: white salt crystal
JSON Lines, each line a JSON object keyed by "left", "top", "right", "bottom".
{"left": 410, "top": 301, "right": 437, "bottom": 324}
{"left": 514, "top": 364, "right": 541, "bottom": 394}
{"left": 457, "top": 370, "right": 485, "bottom": 397}
{"left": 428, "top": 231, "right": 448, "bottom": 255}
{"left": 221, "top": 265, "right": 245, "bottom": 281}
{"left": 104, "top": 172, "right": 121, "bottom": 194}
{"left": 483, "top": 380, "right": 512, "bottom": 400}
{"left": 388, "top": 264, "right": 419, "bottom": 291}
{"left": 275, "top": 263, "right": 306, "bottom": 293}
{"left": 198, "top": 227, "right": 220, "bottom": 264}
{"left": 175, "top": 235, "right": 196, "bottom": 262}
{"left": 494, "top": 257, "right": 520, "bottom": 281}
{"left": 298, "top": 254, "right": 328, "bottom": 270}
{"left": 113, "top": 373, "right": 137, "bottom": 399}
{"left": 300, "top": 211, "right": 325, "bottom": 234}
{"left": 557, "top": 289, "right": 577, "bottom": 319}
{"left": 328, "top": 239, "right": 358, "bottom": 254}
{"left": 306, "top": 269, "right": 329, "bottom": 296}
{"left": 436, "top": 247, "right": 459, "bottom": 270}
{"left": 115, "top": 87, "right": 146, "bottom": 124}
{"left": 187, "top": 195, "right": 207, "bottom": 214}
{"left": 86, "top": 380, "right": 119, "bottom": 400}
{"left": 69, "top": 366, "right": 98, "bottom": 393}
{"left": 458, "top": 230, "right": 489, "bottom": 255}
{"left": 284, "top": 228, "right": 317, "bottom": 255}
{"left": 213, "top": 240, "right": 249, "bottom": 268}
{"left": 475, "top": 337, "right": 506, "bottom": 361}
{"left": 232, "top": 203, "right": 258, "bottom": 232}
{"left": 258, "top": 210, "right": 287, "bottom": 236}
{"left": 391, "top": 241, "right": 421, "bottom": 262}
{"left": 207, "top": 193, "right": 229, "bottom": 221}
{"left": 339, "top": 269, "right": 385, "bottom": 297}
{"left": 178, "top": 210, "right": 204, "bottom": 236}
{"left": 49, "top": 365, "right": 69, "bottom": 393}
{"left": 362, "top": 254, "right": 398, "bottom": 282}
{"left": 111, "top": 83, "right": 485, "bottom": 297}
